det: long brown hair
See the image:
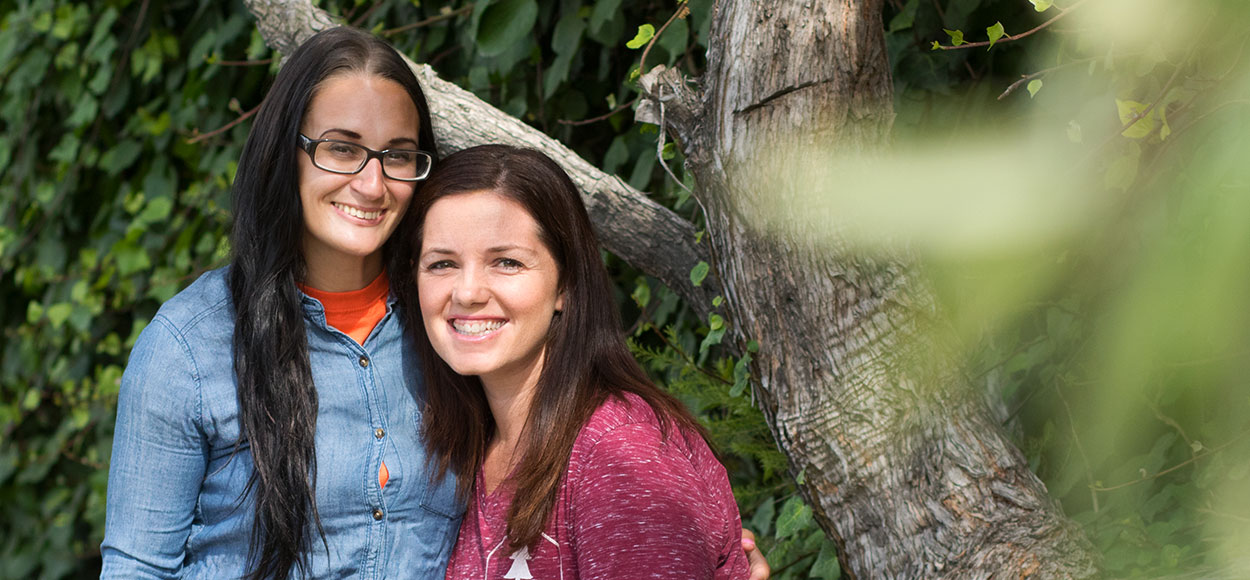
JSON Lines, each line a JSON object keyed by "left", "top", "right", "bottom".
{"left": 231, "top": 26, "right": 438, "bottom": 579}
{"left": 394, "top": 144, "right": 705, "bottom": 550}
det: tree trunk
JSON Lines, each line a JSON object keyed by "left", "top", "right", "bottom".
{"left": 645, "top": 0, "right": 1101, "bottom": 578}
{"left": 244, "top": 0, "right": 1101, "bottom": 577}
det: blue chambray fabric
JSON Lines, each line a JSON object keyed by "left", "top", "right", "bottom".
{"left": 101, "top": 267, "right": 462, "bottom": 579}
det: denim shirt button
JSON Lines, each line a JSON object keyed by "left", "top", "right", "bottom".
{"left": 374, "top": 428, "right": 385, "bottom": 439}
{"left": 372, "top": 508, "right": 384, "bottom": 520}
{"left": 359, "top": 356, "right": 369, "bottom": 368}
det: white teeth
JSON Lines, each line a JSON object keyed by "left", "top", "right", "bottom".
{"left": 334, "top": 202, "right": 381, "bottom": 220}
{"left": 452, "top": 319, "right": 504, "bottom": 336}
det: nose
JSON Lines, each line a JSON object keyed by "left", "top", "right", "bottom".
{"left": 351, "top": 158, "right": 386, "bottom": 198}
{"left": 452, "top": 268, "right": 489, "bottom": 306}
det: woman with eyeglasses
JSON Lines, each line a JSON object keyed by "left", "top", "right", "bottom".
{"left": 100, "top": 26, "right": 769, "bottom": 580}
{"left": 100, "top": 26, "right": 457, "bottom": 579}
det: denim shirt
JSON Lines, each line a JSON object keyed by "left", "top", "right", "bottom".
{"left": 101, "top": 268, "right": 463, "bottom": 579}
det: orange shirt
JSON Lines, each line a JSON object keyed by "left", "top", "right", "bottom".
{"left": 299, "top": 271, "right": 392, "bottom": 488}
{"left": 299, "top": 272, "right": 390, "bottom": 346}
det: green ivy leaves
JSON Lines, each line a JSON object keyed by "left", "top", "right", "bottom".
{"left": 476, "top": 0, "right": 538, "bottom": 57}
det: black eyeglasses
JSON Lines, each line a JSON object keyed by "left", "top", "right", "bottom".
{"left": 297, "top": 134, "right": 433, "bottom": 182}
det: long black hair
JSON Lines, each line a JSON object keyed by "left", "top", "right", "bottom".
{"left": 395, "top": 145, "right": 705, "bottom": 551}
{"left": 228, "top": 26, "right": 437, "bottom": 580}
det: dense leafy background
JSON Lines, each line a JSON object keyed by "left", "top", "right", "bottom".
{"left": 1, "top": 0, "right": 1247, "bottom": 578}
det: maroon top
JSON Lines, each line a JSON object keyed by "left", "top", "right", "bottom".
{"left": 445, "top": 392, "right": 750, "bottom": 579}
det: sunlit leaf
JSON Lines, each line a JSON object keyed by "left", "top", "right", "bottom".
{"left": 1027, "top": 79, "right": 1043, "bottom": 98}
{"left": 626, "top": 23, "right": 655, "bottom": 49}
{"left": 987, "top": 22, "right": 1006, "bottom": 50}
{"left": 1030, "top": 0, "right": 1053, "bottom": 12}
{"left": 943, "top": 28, "right": 965, "bottom": 46}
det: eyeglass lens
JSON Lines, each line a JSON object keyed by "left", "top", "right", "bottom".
{"left": 313, "top": 141, "right": 429, "bottom": 180}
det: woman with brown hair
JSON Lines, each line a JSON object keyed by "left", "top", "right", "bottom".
{"left": 400, "top": 144, "right": 750, "bottom": 578}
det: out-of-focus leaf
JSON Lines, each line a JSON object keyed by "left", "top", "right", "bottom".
{"left": 476, "top": 0, "right": 538, "bottom": 57}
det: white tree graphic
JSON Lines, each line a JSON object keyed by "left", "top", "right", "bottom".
{"left": 503, "top": 546, "right": 532, "bottom": 579}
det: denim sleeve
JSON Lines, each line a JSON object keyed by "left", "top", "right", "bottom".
{"left": 100, "top": 316, "right": 207, "bottom": 579}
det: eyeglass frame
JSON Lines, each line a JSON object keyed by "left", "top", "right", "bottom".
{"left": 296, "top": 134, "right": 434, "bottom": 182}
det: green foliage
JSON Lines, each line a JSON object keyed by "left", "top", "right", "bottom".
{"left": 1, "top": 0, "right": 264, "bottom": 575}
{"left": 887, "top": 0, "right": 1250, "bottom": 575}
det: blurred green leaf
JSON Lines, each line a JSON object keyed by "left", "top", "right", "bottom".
{"left": 776, "top": 496, "right": 814, "bottom": 539}
{"left": 811, "top": 541, "right": 842, "bottom": 579}
{"left": 1027, "top": 79, "right": 1042, "bottom": 98}
{"left": 690, "top": 260, "right": 709, "bottom": 286}
{"left": 476, "top": 0, "right": 539, "bottom": 57}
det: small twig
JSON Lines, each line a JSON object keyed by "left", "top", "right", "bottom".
{"left": 934, "top": 0, "right": 1088, "bottom": 51}
{"left": 639, "top": 1, "right": 690, "bottom": 75}
{"left": 383, "top": 5, "right": 474, "bottom": 36}
{"left": 557, "top": 96, "right": 640, "bottom": 126}
{"left": 1091, "top": 428, "right": 1250, "bottom": 492}
{"left": 655, "top": 87, "right": 693, "bottom": 194}
{"left": 1195, "top": 507, "right": 1250, "bottom": 524}
{"left": 637, "top": 306, "right": 732, "bottom": 387}
{"left": 1145, "top": 396, "right": 1194, "bottom": 447}
{"left": 770, "top": 550, "right": 822, "bottom": 576}
{"left": 350, "top": 1, "right": 384, "bottom": 27}
{"left": 998, "top": 56, "right": 1098, "bottom": 100}
{"left": 187, "top": 104, "right": 261, "bottom": 144}
{"left": 1055, "top": 382, "right": 1099, "bottom": 512}
{"left": 216, "top": 58, "right": 273, "bottom": 67}
{"left": 1167, "top": 99, "right": 1250, "bottom": 141}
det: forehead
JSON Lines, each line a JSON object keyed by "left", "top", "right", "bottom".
{"left": 302, "top": 73, "right": 420, "bottom": 135}
{"left": 422, "top": 191, "right": 543, "bottom": 246}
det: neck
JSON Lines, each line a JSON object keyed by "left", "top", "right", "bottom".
{"left": 481, "top": 376, "right": 539, "bottom": 450}
{"left": 303, "top": 250, "right": 383, "bottom": 292}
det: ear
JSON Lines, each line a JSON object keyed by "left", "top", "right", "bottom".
{"left": 555, "top": 290, "right": 565, "bottom": 313}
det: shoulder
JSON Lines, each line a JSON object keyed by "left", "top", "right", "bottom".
{"left": 148, "top": 267, "right": 233, "bottom": 336}
{"left": 569, "top": 392, "right": 703, "bottom": 478}
{"left": 576, "top": 392, "right": 665, "bottom": 445}
{"left": 124, "top": 267, "right": 234, "bottom": 401}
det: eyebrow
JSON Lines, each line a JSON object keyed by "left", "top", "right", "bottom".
{"left": 317, "top": 128, "right": 419, "bottom": 148}
{"left": 419, "top": 245, "right": 537, "bottom": 258}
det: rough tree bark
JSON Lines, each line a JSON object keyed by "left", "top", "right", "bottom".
{"left": 244, "top": 0, "right": 1101, "bottom": 577}
{"left": 646, "top": 1, "right": 1099, "bottom": 578}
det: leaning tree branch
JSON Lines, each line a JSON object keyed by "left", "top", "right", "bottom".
{"left": 242, "top": 0, "right": 719, "bottom": 316}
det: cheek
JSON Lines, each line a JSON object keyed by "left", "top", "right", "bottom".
{"left": 392, "top": 184, "right": 416, "bottom": 212}
{"left": 417, "top": 275, "right": 446, "bottom": 318}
